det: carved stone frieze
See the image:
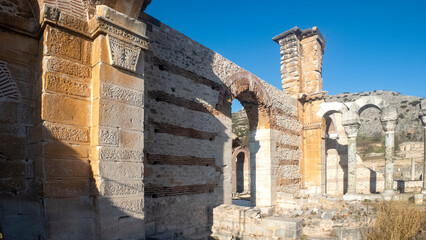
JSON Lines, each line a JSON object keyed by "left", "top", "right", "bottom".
{"left": 96, "top": 20, "right": 149, "bottom": 49}
{"left": 106, "top": 35, "right": 141, "bottom": 72}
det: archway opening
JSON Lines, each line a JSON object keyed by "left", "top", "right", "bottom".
{"left": 324, "top": 112, "right": 348, "bottom": 196}
{"left": 231, "top": 99, "right": 251, "bottom": 206}
{"left": 356, "top": 106, "right": 385, "bottom": 194}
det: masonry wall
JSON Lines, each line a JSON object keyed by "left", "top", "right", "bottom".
{"left": 0, "top": 17, "right": 42, "bottom": 239}
{"left": 140, "top": 13, "right": 301, "bottom": 238}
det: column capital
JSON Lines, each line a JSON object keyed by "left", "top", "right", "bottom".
{"left": 89, "top": 5, "right": 149, "bottom": 72}
{"left": 381, "top": 119, "right": 397, "bottom": 132}
{"left": 342, "top": 123, "right": 360, "bottom": 138}
{"left": 342, "top": 110, "right": 360, "bottom": 137}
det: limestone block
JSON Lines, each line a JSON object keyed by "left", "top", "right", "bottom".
{"left": 98, "top": 197, "right": 144, "bottom": 218}
{"left": 0, "top": 161, "right": 25, "bottom": 177}
{"left": 98, "top": 161, "right": 142, "bottom": 180}
{"left": 98, "top": 126, "right": 119, "bottom": 146}
{"left": 0, "top": 132, "right": 26, "bottom": 159}
{"left": 44, "top": 72, "right": 90, "bottom": 98}
{"left": 45, "top": 56, "right": 90, "bottom": 78}
{"left": 47, "top": 218, "right": 94, "bottom": 240}
{"left": 94, "top": 146, "right": 143, "bottom": 162}
{"left": 0, "top": 30, "right": 38, "bottom": 56}
{"left": 99, "top": 217, "right": 119, "bottom": 239}
{"left": 44, "top": 26, "right": 82, "bottom": 61}
{"left": 0, "top": 178, "right": 27, "bottom": 193}
{"left": 118, "top": 215, "right": 145, "bottom": 239}
{"left": 41, "top": 94, "right": 90, "bottom": 126}
{"left": 94, "top": 99, "right": 143, "bottom": 130}
{"left": 94, "top": 62, "right": 144, "bottom": 91}
{"left": 44, "top": 197, "right": 93, "bottom": 221}
{"left": 44, "top": 158, "right": 90, "bottom": 178}
{"left": 43, "top": 178, "right": 90, "bottom": 198}
{"left": 101, "top": 82, "right": 143, "bottom": 107}
{"left": 42, "top": 141, "right": 89, "bottom": 158}
{"left": 100, "top": 180, "right": 143, "bottom": 196}
{"left": 1, "top": 215, "right": 42, "bottom": 239}
{"left": 119, "top": 129, "right": 144, "bottom": 149}
{"left": 0, "top": 102, "right": 19, "bottom": 124}
{"left": 57, "top": 11, "right": 88, "bottom": 35}
{"left": 43, "top": 121, "right": 89, "bottom": 143}
{"left": 90, "top": 35, "right": 111, "bottom": 67}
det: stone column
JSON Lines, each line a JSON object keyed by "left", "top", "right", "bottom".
{"left": 420, "top": 106, "right": 426, "bottom": 193}
{"left": 411, "top": 158, "right": 415, "bottom": 181}
{"left": 381, "top": 120, "right": 397, "bottom": 195}
{"left": 342, "top": 121, "right": 360, "bottom": 195}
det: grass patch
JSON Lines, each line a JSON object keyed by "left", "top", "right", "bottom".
{"left": 366, "top": 201, "right": 426, "bottom": 240}
{"left": 357, "top": 134, "right": 385, "bottom": 156}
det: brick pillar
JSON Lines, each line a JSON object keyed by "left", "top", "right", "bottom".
{"left": 89, "top": 5, "right": 148, "bottom": 239}
{"left": 273, "top": 27, "right": 327, "bottom": 191}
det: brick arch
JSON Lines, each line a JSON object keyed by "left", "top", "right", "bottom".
{"left": 227, "top": 72, "right": 272, "bottom": 131}
{"left": 0, "top": 61, "right": 20, "bottom": 102}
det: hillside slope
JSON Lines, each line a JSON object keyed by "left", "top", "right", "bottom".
{"left": 326, "top": 90, "right": 424, "bottom": 142}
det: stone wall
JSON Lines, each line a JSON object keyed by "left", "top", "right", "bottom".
{"left": 211, "top": 204, "right": 302, "bottom": 239}
{"left": 140, "top": 12, "right": 301, "bottom": 238}
{"left": 0, "top": 1, "right": 306, "bottom": 239}
{"left": 0, "top": 4, "right": 41, "bottom": 238}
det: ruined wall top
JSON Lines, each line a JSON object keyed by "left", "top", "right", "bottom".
{"left": 273, "top": 27, "right": 326, "bottom": 97}
{"left": 272, "top": 26, "right": 326, "bottom": 49}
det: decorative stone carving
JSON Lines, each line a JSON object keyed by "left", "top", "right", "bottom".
{"left": 0, "top": 61, "right": 20, "bottom": 102}
{"left": 107, "top": 35, "right": 141, "bottom": 72}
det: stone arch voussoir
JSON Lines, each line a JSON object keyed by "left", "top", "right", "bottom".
{"left": 350, "top": 96, "right": 389, "bottom": 116}
{"left": 317, "top": 102, "right": 349, "bottom": 119}
{"left": 226, "top": 71, "right": 272, "bottom": 108}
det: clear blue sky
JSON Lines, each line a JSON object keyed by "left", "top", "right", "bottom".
{"left": 146, "top": 1, "right": 426, "bottom": 112}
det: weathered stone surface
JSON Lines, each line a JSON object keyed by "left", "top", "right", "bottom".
{"left": 95, "top": 99, "right": 143, "bottom": 130}
{"left": 41, "top": 94, "right": 90, "bottom": 126}
{"left": 44, "top": 158, "right": 90, "bottom": 178}
{"left": 42, "top": 141, "right": 89, "bottom": 158}
{"left": 43, "top": 178, "right": 90, "bottom": 198}
{"left": 43, "top": 122, "right": 89, "bottom": 143}
{"left": 101, "top": 82, "right": 143, "bottom": 106}
{"left": 100, "top": 180, "right": 143, "bottom": 196}
{"left": 99, "top": 126, "right": 119, "bottom": 145}
{"left": 97, "top": 161, "right": 143, "bottom": 180}
{"left": 44, "top": 73, "right": 90, "bottom": 98}
{"left": 45, "top": 26, "right": 82, "bottom": 61}
{"left": 45, "top": 57, "right": 90, "bottom": 78}
{"left": 95, "top": 146, "right": 143, "bottom": 162}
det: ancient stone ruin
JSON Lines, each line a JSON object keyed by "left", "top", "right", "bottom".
{"left": 0, "top": 1, "right": 424, "bottom": 239}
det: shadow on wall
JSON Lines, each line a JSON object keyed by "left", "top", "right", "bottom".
{"left": 326, "top": 138, "right": 348, "bottom": 194}
{"left": 141, "top": 11, "right": 274, "bottom": 237}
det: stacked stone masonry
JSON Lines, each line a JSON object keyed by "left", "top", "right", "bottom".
{"left": 1, "top": 0, "right": 410, "bottom": 239}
